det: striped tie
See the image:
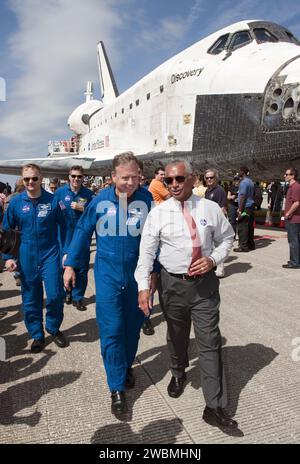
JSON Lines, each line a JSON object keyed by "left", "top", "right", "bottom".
{"left": 182, "top": 201, "right": 202, "bottom": 275}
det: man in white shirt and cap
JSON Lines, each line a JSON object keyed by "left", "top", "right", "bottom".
{"left": 135, "top": 159, "right": 237, "bottom": 430}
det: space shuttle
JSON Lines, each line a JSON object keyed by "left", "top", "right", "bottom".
{"left": 1, "top": 19, "right": 300, "bottom": 179}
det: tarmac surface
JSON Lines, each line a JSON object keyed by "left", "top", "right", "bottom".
{"left": 0, "top": 225, "right": 299, "bottom": 444}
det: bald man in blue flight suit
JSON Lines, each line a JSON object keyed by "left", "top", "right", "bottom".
{"left": 64, "top": 152, "right": 155, "bottom": 414}
{"left": 55, "top": 165, "right": 94, "bottom": 311}
{"left": 3, "top": 163, "right": 72, "bottom": 353}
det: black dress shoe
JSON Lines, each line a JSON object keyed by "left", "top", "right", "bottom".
{"left": 233, "top": 247, "right": 249, "bottom": 252}
{"left": 111, "top": 391, "right": 127, "bottom": 413}
{"left": 282, "top": 263, "right": 300, "bottom": 269}
{"left": 31, "top": 339, "right": 45, "bottom": 353}
{"left": 203, "top": 406, "right": 238, "bottom": 429}
{"left": 52, "top": 331, "right": 67, "bottom": 348}
{"left": 65, "top": 293, "right": 72, "bottom": 305}
{"left": 73, "top": 300, "right": 87, "bottom": 311}
{"left": 167, "top": 373, "right": 187, "bottom": 398}
{"left": 125, "top": 368, "right": 135, "bottom": 389}
{"left": 142, "top": 319, "right": 154, "bottom": 336}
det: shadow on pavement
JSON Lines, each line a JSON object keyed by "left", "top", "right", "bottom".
{"left": 254, "top": 236, "right": 276, "bottom": 249}
{"left": 0, "top": 289, "right": 21, "bottom": 300}
{"left": 134, "top": 340, "right": 277, "bottom": 427}
{"left": 0, "top": 310, "right": 23, "bottom": 336}
{"left": 62, "top": 317, "right": 99, "bottom": 344}
{"left": 91, "top": 418, "right": 184, "bottom": 444}
{"left": 225, "top": 262, "right": 252, "bottom": 276}
{"left": 0, "top": 371, "right": 81, "bottom": 426}
{"left": 0, "top": 349, "right": 56, "bottom": 384}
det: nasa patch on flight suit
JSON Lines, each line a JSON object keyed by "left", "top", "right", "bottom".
{"left": 37, "top": 203, "right": 51, "bottom": 218}
{"left": 22, "top": 204, "right": 30, "bottom": 213}
{"left": 78, "top": 197, "right": 88, "bottom": 207}
{"left": 200, "top": 218, "right": 207, "bottom": 227}
{"left": 64, "top": 195, "right": 71, "bottom": 202}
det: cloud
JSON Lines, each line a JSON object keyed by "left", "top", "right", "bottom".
{"left": 134, "top": 0, "right": 205, "bottom": 51}
{"left": 202, "top": 0, "right": 300, "bottom": 38}
{"left": 0, "top": 0, "right": 123, "bottom": 156}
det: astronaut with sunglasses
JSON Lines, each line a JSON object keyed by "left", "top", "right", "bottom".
{"left": 2, "top": 163, "right": 72, "bottom": 353}
{"left": 55, "top": 165, "right": 94, "bottom": 311}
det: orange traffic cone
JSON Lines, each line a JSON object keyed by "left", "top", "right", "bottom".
{"left": 264, "top": 209, "right": 272, "bottom": 226}
{"left": 279, "top": 213, "right": 285, "bottom": 228}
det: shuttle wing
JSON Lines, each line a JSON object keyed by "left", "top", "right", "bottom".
{"left": 0, "top": 156, "right": 96, "bottom": 177}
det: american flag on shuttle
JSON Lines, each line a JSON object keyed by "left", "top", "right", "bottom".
{"left": 104, "top": 135, "right": 109, "bottom": 147}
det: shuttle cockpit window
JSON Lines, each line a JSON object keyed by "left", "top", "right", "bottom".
{"left": 229, "top": 31, "right": 252, "bottom": 51}
{"left": 253, "top": 28, "right": 278, "bottom": 43}
{"left": 285, "top": 30, "right": 300, "bottom": 44}
{"left": 207, "top": 33, "right": 230, "bottom": 55}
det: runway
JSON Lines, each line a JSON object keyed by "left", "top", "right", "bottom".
{"left": 0, "top": 226, "right": 299, "bottom": 444}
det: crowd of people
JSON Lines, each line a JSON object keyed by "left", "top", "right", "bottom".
{"left": 1, "top": 156, "right": 299, "bottom": 433}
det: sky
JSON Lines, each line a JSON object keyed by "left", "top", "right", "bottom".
{"left": 1, "top": 0, "right": 300, "bottom": 185}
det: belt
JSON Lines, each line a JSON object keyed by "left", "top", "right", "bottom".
{"left": 167, "top": 271, "right": 202, "bottom": 281}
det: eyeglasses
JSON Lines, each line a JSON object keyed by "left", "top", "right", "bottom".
{"left": 164, "top": 176, "right": 186, "bottom": 185}
{"left": 23, "top": 176, "right": 39, "bottom": 182}
{"left": 70, "top": 174, "right": 83, "bottom": 179}
{"left": 205, "top": 176, "right": 215, "bottom": 180}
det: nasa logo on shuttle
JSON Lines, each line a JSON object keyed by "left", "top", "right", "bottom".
{"left": 171, "top": 67, "right": 204, "bottom": 84}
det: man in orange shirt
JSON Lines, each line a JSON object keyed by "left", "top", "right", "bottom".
{"left": 149, "top": 167, "right": 171, "bottom": 205}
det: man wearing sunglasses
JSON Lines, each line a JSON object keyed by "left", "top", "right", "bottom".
{"left": 135, "top": 160, "right": 237, "bottom": 431}
{"left": 2, "top": 163, "right": 72, "bottom": 353}
{"left": 55, "top": 165, "right": 94, "bottom": 310}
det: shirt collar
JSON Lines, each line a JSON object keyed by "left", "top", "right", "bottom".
{"left": 21, "top": 187, "right": 46, "bottom": 202}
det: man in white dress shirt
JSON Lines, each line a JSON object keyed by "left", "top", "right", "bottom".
{"left": 135, "top": 160, "right": 238, "bottom": 430}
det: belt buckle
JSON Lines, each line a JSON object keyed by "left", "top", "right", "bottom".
{"left": 182, "top": 274, "right": 187, "bottom": 280}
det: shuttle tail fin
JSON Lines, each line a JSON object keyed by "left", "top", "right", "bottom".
{"left": 97, "top": 41, "right": 119, "bottom": 105}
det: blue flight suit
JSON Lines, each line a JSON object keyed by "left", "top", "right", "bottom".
{"left": 2, "top": 189, "right": 71, "bottom": 341}
{"left": 55, "top": 184, "right": 94, "bottom": 302}
{"left": 65, "top": 186, "right": 153, "bottom": 392}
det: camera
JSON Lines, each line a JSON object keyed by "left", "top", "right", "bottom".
{"left": 0, "top": 228, "right": 20, "bottom": 256}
